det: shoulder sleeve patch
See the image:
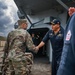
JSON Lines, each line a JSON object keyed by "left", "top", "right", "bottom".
{"left": 66, "top": 30, "right": 71, "bottom": 41}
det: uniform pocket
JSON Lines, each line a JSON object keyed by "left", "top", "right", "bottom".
{"left": 64, "top": 40, "right": 70, "bottom": 45}
{"left": 60, "top": 40, "right": 71, "bottom": 66}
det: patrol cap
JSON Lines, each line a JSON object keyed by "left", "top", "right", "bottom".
{"left": 50, "top": 19, "right": 61, "bottom": 25}
{"left": 18, "top": 19, "right": 27, "bottom": 26}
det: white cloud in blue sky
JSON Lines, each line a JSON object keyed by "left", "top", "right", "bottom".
{"left": 0, "top": 0, "right": 19, "bottom": 36}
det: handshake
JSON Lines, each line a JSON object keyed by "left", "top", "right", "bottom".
{"left": 32, "top": 41, "right": 44, "bottom": 53}
{"left": 33, "top": 46, "right": 39, "bottom": 53}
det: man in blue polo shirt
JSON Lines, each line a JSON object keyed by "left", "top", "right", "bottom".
{"left": 36, "top": 19, "right": 64, "bottom": 75}
{"left": 57, "top": 7, "right": 75, "bottom": 75}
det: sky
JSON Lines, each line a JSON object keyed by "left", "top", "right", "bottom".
{"left": 0, "top": 0, "right": 19, "bottom": 37}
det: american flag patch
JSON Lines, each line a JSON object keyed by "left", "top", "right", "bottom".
{"left": 66, "top": 30, "right": 71, "bottom": 41}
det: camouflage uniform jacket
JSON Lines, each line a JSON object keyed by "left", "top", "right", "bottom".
{"left": 3, "top": 28, "right": 35, "bottom": 59}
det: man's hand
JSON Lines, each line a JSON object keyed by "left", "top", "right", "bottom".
{"left": 35, "top": 46, "right": 39, "bottom": 51}
{"left": 34, "top": 46, "right": 39, "bottom": 53}
{"left": 33, "top": 46, "right": 39, "bottom": 53}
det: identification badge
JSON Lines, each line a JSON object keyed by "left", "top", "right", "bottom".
{"left": 58, "top": 34, "right": 62, "bottom": 37}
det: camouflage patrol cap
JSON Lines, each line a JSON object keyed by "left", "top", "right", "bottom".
{"left": 18, "top": 19, "right": 27, "bottom": 26}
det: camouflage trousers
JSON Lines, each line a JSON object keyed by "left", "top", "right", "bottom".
{"left": 3, "top": 53, "right": 33, "bottom": 75}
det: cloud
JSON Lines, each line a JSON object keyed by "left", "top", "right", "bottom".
{"left": 0, "top": 32, "right": 5, "bottom": 36}
{"left": 0, "top": 0, "right": 19, "bottom": 36}
{"left": 0, "top": 1, "right": 7, "bottom": 9}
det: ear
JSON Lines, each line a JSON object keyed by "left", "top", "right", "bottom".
{"left": 20, "top": 23, "right": 24, "bottom": 28}
{"left": 22, "top": 23, "right": 25, "bottom": 27}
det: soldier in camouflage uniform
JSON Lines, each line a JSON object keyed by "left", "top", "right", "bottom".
{"left": 2, "top": 19, "right": 36, "bottom": 75}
